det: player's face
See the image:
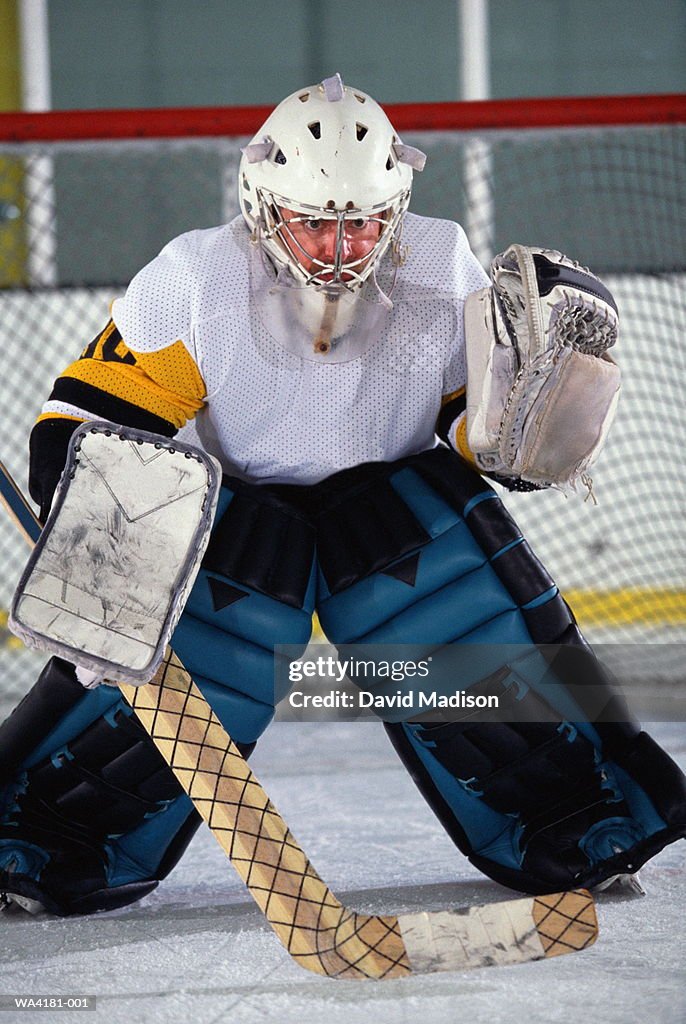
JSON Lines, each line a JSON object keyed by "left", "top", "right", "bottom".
{"left": 279, "top": 206, "right": 384, "bottom": 283}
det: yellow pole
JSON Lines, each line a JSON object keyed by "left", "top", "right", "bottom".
{"left": 0, "top": 0, "right": 27, "bottom": 285}
{"left": 0, "top": 0, "right": 20, "bottom": 109}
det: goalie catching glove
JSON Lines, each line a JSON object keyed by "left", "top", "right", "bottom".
{"left": 463, "top": 245, "right": 620, "bottom": 490}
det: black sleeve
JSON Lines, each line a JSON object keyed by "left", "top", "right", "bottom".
{"left": 29, "top": 418, "right": 83, "bottom": 523}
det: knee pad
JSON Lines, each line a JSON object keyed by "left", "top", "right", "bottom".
{"left": 317, "top": 447, "right": 558, "bottom": 649}
{"left": 387, "top": 701, "right": 686, "bottom": 894}
{"left": 0, "top": 658, "right": 255, "bottom": 915}
{"left": 173, "top": 480, "right": 316, "bottom": 746}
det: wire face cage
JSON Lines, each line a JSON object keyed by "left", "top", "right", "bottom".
{"left": 0, "top": 94, "right": 684, "bottom": 712}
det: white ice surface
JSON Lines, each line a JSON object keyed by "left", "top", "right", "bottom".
{"left": 2, "top": 722, "right": 685, "bottom": 1024}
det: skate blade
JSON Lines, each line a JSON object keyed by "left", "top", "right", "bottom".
{"left": 593, "top": 872, "right": 646, "bottom": 897}
{"left": 0, "top": 891, "right": 46, "bottom": 914}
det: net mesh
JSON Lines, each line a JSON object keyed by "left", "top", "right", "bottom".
{"left": 0, "top": 114, "right": 684, "bottom": 713}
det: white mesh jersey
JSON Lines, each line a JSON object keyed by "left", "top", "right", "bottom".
{"left": 111, "top": 213, "right": 488, "bottom": 485}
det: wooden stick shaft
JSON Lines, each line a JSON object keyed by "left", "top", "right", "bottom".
{"left": 120, "top": 658, "right": 410, "bottom": 977}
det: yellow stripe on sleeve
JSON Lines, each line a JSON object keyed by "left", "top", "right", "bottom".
{"left": 134, "top": 340, "right": 206, "bottom": 406}
{"left": 35, "top": 412, "right": 85, "bottom": 425}
{"left": 59, "top": 338, "right": 206, "bottom": 428}
{"left": 453, "top": 412, "right": 480, "bottom": 470}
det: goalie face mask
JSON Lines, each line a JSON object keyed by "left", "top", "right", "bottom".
{"left": 265, "top": 197, "right": 397, "bottom": 290}
{"left": 238, "top": 73, "right": 423, "bottom": 288}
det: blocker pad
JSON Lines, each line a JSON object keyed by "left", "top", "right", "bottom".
{"left": 10, "top": 422, "right": 221, "bottom": 684}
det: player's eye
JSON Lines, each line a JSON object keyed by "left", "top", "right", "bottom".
{"left": 304, "top": 218, "right": 322, "bottom": 231}
{"left": 351, "top": 217, "right": 367, "bottom": 229}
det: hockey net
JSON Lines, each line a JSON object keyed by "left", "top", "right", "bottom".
{"left": 0, "top": 94, "right": 684, "bottom": 715}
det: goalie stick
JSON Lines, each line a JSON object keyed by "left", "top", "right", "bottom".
{"left": 0, "top": 459, "right": 598, "bottom": 979}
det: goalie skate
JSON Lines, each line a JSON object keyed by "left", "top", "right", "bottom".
{"left": 593, "top": 871, "right": 646, "bottom": 897}
{"left": 0, "top": 890, "right": 45, "bottom": 915}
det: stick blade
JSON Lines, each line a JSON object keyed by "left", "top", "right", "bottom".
{"left": 398, "top": 888, "right": 597, "bottom": 973}
{"left": 532, "top": 889, "right": 598, "bottom": 958}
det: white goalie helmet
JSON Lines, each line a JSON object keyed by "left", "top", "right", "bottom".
{"left": 239, "top": 73, "right": 425, "bottom": 296}
{"left": 239, "top": 74, "right": 426, "bottom": 360}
